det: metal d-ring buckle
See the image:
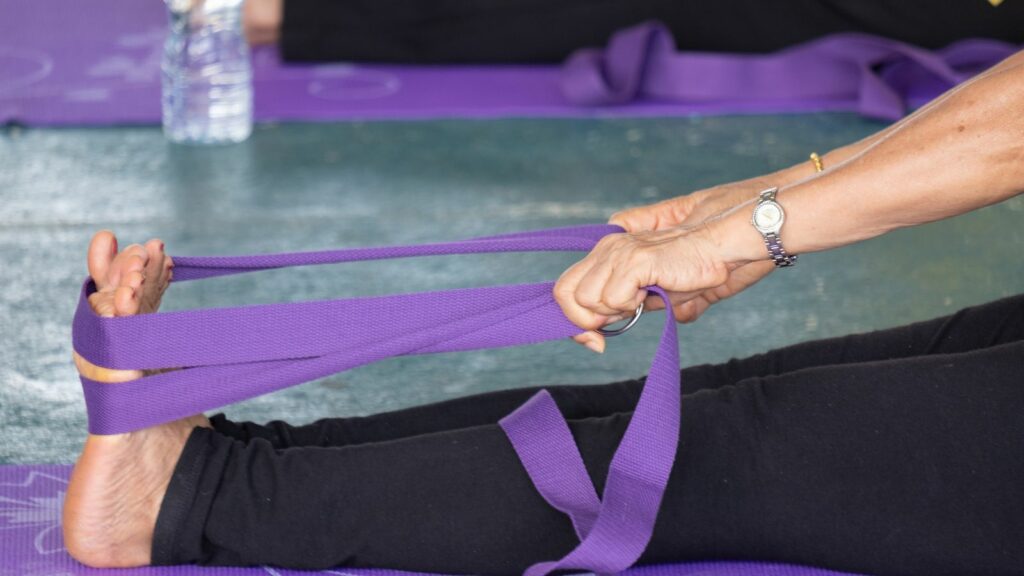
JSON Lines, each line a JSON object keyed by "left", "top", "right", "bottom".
{"left": 597, "top": 300, "right": 645, "bottom": 337}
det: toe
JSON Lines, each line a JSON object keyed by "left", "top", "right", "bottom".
{"left": 108, "top": 245, "right": 148, "bottom": 290}
{"left": 124, "top": 270, "right": 145, "bottom": 291}
{"left": 87, "top": 292, "right": 116, "bottom": 318}
{"left": 113, "top": 285, "right": 140, "bottom": 317}
{"left": 143, "top": 239, "right": 166, "bottom": 284}
{"left": 164, "top": 255, "right": 174, "bottom": 282}
{"left": 87, "top": 231, "right": 118, "bottom": 290}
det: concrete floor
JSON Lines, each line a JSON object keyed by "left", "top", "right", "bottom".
{"left": 1, "top": 114, "right": 1021, "bottom": 464}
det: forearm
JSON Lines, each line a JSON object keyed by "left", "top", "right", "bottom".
{"left": 772, "top": 50, "right": 1024, "bottom": 191}
{"left": 710, "top": 54, "right": 1024, "bottom": 264}
{"left": 617, "top": 53, "right": 1024, "bottom": 233}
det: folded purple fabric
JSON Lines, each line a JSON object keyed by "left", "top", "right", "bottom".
{"left": 562, "top": 22, "right": 1018, "bottom": 120}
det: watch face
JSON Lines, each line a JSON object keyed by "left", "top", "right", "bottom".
{"left": 753, "top": 201, "right": 784, "bottom": 232}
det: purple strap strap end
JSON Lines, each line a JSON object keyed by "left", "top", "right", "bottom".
{"left": 501, "top": 287, "right": 681, "bottom": 575}
{"left": 561, "top": 21, "right": 1019, "bottom": 120}
{"left": 500, "top": 390, "right": 601, "bottom": 539}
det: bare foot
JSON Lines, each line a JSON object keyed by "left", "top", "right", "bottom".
{"left": 244, "top": 0, "right": 283, "bottom": 45}
{"left": 64, "top": 231, "right": 210, "bottom": 567}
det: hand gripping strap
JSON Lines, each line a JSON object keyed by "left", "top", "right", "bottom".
{"left": 562, "top": 22, "right": 1019, "bottom": 120}
{"left": 72, "top": 224, "right": 682, "bottom": 574}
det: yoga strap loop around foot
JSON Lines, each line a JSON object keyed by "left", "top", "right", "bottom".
{"left": 72, "top": 224, "right": 682, "bottom": 574}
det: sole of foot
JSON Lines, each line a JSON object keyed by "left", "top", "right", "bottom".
{"left": 64, "top": 231, "right": 210, "bottom": 567}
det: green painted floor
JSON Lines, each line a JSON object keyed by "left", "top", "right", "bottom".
{"left": 1, "top": 114, "right": 1021, "bottom": 464}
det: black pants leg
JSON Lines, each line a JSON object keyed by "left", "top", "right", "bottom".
{"left": 152, "top": 295, "right": 1024, "bottom": 575}
{"left": 212, "top": 293, "right": 1024, "bottom": 448}
{"left": 281, "top": 0, "right": 1024, "bottom": 64}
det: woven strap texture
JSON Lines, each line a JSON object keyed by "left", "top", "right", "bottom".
{"left": 562, "top": 22, "right": 1019, "bottom": 120}
{"left": 73, "top": 224, "right": 679, "bottom": 574}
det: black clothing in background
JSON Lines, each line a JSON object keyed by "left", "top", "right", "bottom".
{"left": 152, "top": 293, "right": 1024, "bottom": 576}
{"left": 280, "top": 0, "right": 1024, "bottom": 63}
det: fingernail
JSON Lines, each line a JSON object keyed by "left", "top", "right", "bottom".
{"left": 584, "top": 340, "right": 604, "bottom": 354}
{"left": 606, "top": 314, "right": 626, "bottom": 324}
{"left": 159, "top": 242, "right": 165, "bottom": 252}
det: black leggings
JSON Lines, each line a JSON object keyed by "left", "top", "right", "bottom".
{"left": 281, "top": 0, "right": 1024, "bottom": 63}
{"left": 152, "top": 293, "right": 1024, "bottom": 576}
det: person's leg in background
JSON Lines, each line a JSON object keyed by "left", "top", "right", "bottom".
{"left": 246, "top": 0, "right": 1024, "bottom": 63}
{"left": 212, "top": 292, "right": 1024, "bottom": 449}
{"left": 154, "top": 335, "right": 1024, "bottom": 576}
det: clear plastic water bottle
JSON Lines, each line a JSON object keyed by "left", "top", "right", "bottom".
{"left": 162, "top": 0, "right": 253, "bottom": 144}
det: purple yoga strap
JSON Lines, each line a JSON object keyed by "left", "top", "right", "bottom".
{"left": 72, "top": 223, "right": 681, "bottom": 574}
{"left": 562, "top": 22, "right": 1019, "bottom": 120}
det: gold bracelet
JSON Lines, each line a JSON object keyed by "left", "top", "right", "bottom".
{"left": 809, "top": 152, "right": 824, "bottom": 173}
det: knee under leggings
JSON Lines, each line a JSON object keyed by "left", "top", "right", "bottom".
{"left": 151, "top": 293, "right": 1024, "bottom": 576}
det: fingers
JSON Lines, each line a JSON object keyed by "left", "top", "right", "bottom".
{"left": 673, "top": 298, "right": 709, "bottom": 324}
{"left": 556, "top": 232, "right": 680, "bottom": 328}
{"left": 666, "top": 260, "right": 777, "bottom": 323}
{"left": 608, "top": 208, "right": 653, "bottom": 234}
{"left": 554, "top": 258, "right": 609, "bottom": 333}
{"left": 87, "top": 230, "right": 117, "bottom": 290}
{"left": 601, "top": 262, "right": 649, "bottom": 312}
{"left": 556, "top": 234, "right": 648, "bottom": 333}
{"left": 572, "top": 331, "right": 606, "bottom": 354}
{"left": 609, "top": 196, "right": 696, "bottom": 233}
{"left": 557, "top": 227, "right": 737, "bottom": 353}
{"left": 583, "top": 236, "right": 650, "bottom": 314}
{"left": 575, "top": 261, "right": 621, "bottom": 317}
{"left": 556, "top": 237, "right": 650, "bottom": 355}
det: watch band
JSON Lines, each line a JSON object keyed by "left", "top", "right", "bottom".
{"left": 753, "top": 187, "right": 798, "bottom": 268}
{"left": 763, "top": 232, "right": 798, "bottom": 267}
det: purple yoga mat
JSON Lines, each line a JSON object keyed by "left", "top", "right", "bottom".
{"left": 0, "top": 464, "right": 866, "bottom": 576}
{"left": 1, "top": 0, "right": 1016, "bottom": 125}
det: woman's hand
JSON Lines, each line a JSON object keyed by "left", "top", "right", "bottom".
{"left": 554, "top": 225, "right": 755, "bottom": 353}
{"left": 563, "top": 181, "right": 778, "bottom": 352}
{"left": 609, "top": 178, "right": 778, "bottom": 233}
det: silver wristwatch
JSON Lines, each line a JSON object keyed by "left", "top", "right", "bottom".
{"left": 751, "top": 187, "right": 797, "bottom": 267}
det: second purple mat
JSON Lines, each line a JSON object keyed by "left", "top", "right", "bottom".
{"left": 1, "top": 0, "right": 1017, "bottom": 126}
